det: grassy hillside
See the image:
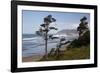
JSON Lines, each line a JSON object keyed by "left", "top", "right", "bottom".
{"left": 40, "top": 45, "right": 90, "bottom": 61}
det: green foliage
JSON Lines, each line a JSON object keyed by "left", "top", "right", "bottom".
{"left": 68, "top": 30, "right": 90, "bottom": 48}
{"left": 69, "top": 16, "right": 90, "bottom": 48}
{"left": 77, "top": 16, "right": 88, "bottom": 36}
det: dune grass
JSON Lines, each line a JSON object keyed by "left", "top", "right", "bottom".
{"left": 40, "top": 45, "right": 90, "bottom": 61}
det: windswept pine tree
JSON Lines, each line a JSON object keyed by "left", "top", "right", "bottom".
{"left": 77, "top": 16, "right": 89, "bottom": 37}
{"left": 68, "top": 16, "right": 90, "bottom": 48}
{"left": 36, "top": 15, "right": 57, "bottom": 60}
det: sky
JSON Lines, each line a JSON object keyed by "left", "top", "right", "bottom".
{"left": 22, "top": 10, "right": 90, "bottom": 34}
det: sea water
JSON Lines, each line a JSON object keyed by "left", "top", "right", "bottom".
{"left": 22, "top": 34, "right": 78, "bottom": 57}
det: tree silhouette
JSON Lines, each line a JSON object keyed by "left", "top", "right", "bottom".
{"left": 77, "top": 16, "right": 89, "bottom": 37}
{"left": 68, "top": 16, "right": 90, "bottom": 48}
{"left": 36, "top": 15, "right": 57, "bottom": 60}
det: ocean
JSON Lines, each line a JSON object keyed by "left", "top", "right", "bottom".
{"left": 22, "top": 33, "right": 78, "bottom": 57}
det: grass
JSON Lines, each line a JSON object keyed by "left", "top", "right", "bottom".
{"left": 40, "top": 45, "right": 90, "bottom": 61}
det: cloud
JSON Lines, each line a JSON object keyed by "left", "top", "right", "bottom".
{"left": 56, "top": 22, "right": 79, "bottom": 30}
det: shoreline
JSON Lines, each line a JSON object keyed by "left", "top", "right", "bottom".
{"left": 22, "top": 54, "right": 43, "bottom": 62}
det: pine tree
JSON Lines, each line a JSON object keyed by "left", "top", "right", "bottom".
{"left": 77, "top": 16, "right": 89, "bottom": 36}
{"left": 36, "top": 15, "right": 57, "bottom": 60}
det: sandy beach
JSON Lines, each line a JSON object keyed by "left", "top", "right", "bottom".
{"left": 22, "top": 54, "right": 43, "bottom": 62}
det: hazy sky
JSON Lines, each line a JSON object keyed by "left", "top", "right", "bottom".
{"left": 22, "top": 10, "right": 90, "bottom": 34}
